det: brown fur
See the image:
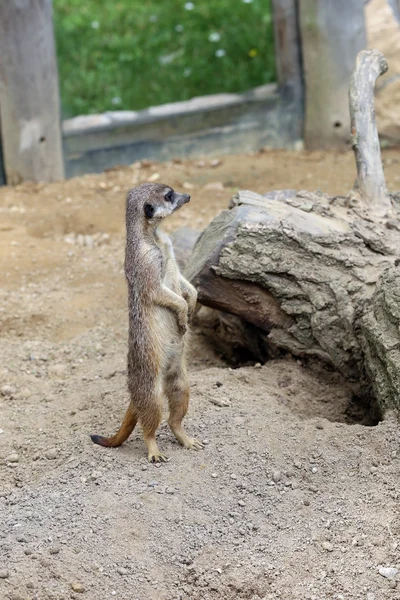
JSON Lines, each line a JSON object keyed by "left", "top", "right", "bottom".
{"left": 90, "top": 183, "right": 203, "bottom": 462}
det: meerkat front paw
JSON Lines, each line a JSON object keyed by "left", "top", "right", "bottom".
{"left": 177, "top": 311, "right": 188, "bottom": 334}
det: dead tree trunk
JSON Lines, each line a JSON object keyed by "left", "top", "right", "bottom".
{"left": 349, "top": 49, "right": 392, "bottom": 218}
{"left": 186, "top": 49, "right": 400, "bottom": 417}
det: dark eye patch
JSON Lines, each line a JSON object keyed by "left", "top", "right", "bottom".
{"left": 144, "top": 203, "right": 155, "bottom": 218}
{"left": 165, "top": 190, "right": 174, "bottom": 202}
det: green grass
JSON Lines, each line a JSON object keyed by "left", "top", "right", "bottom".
{"left": 53, "top": 0, "right": 275, "bottom": 118}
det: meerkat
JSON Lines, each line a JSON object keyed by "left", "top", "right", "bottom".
{"left": 90, "top": 182, "right": 203, "bottom": 462}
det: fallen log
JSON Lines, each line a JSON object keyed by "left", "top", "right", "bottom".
{"left": 185, "top": 50, "right": 400, "bottom": 417}
{"left": 362, "top": 266, "right": 400, "bottom": 414}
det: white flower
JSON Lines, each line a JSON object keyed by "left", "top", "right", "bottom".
{"left": 208, "top": 32, "right": 221, "bottom": 43}
{"left": 91, "top": 20, "right": 100, "bottom": 29}
{"left": 183, "top": 68, "right": 192, "bottom": 77}
{"left": 215, "top": 48, "right": 226, "bottom": 58}
{"left": 175, "top": 24, "right": 184, "bottom": 32}
{"left": 159, "top": 49, "right": 183, "bottom": 65}
{"left": 149, "top": 15, "right": 158, "bottom": 22}
{"left": 184, "top": 2, "right": 195, "bottom": 10}
{"left": 111, "top": 97, "right": 122, "bottom": 105}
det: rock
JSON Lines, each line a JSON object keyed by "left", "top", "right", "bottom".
{"left": 182, "top": 182, "right": 195, "bottom": 190}
{"left": 209, "top": 397, "right": 230, "bottom": 407}
{"left": 71, "top": 582, "right": 85, "bottom": 593}
{"left": 7, "top": 453, "right": 19, "bottom": 463}
{"left": 378, "top": 566, "right": 399, "bottom": 580}
{"left": 1, "top": 384, "right": 16, "bottom": 397}
{"left": 272, "top": 470, "right": 282, "bottom": 482}
{"left": 49, "top": 547, "right": 60, "bottom": 555}
{"left": 321, "top": 541, "right": 334, "bottom": 552}
{"left": 117, "top": 567, "right": 128, "bottom": 576}
{"left": 45, "top": 448, "right": 58, "bottom": 460}
{"left": 0, "top": 569, "right": 9, "bottom": 578}
{"left": 210, "top": 159, "right": 222, "bottom": 167}
{"left": 203, "top": 181, "right": 224, "bottom": 191}
{"left": 47, "top": 363, "right": 68, "bottom": 379}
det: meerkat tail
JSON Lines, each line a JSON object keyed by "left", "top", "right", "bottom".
{"left": 90, "top": 408, "right": 137, "bottom": 448}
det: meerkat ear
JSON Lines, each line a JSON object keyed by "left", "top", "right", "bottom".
{"left": 144, "top": 203, "right": 155, "bottom": 219}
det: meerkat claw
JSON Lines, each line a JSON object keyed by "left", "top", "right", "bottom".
{"left": 148, "top": 453, "right": 168, "bottom": 463}
{"left": 184, "top": 437, "right": 204, "bottom": 451}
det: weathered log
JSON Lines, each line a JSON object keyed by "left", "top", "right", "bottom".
{"left": 170, "top": 228, "right": 201, "bottom": 272}
{"left": 185, "top": 190, "right": 399, "bottom": 382}
{"left": 362, "top": 265, "right": 400, "bottom": 415}
{"left": 349, "top": 49, "right": 393, "bottom": 217}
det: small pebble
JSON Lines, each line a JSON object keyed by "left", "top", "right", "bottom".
{"left": 322, "top": 541, "right": 334, "bottom": 552}
{"left": 1, "top": 384, "right": 16, "bottom": 397}
{"left": 71, "top": 582, "right": 85, "bottom": 593}
{"left": 210, "top": 159, "right": 222, "bottom": 168}
{"left": 46, "top": 448, "right": 58, "bottom": 460}
{"left": 211, "top": 473, "right": 217, "bottom": 478}
{"left": 238, "top": 500, "right": 245, "bottom": 507}
{"left": 311, "top": 467, "right": 318, "bottom": 474}
{"left": 49, "top": 547, "right": 60, "bottom": 555}
{"left": 117, "top": 567, "right": 128, "bottom": 576}
{"left": 0, "top": 569, "right": 9, "bottom": 579}
{"left": 7, "top": 453, "right": 19, "bottom": 463}
{"left": 272, "top": 470, "right": 282, "bottom": 482}
{"left": 378, "top": 566, "right": 399, "bottom": 580}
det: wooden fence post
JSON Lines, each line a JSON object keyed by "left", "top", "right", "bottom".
{"left": 0, "top": 0, "right": 64, "bottom": 184}
{"left": 0, "top": 116, "right": 5, "bottom": 186}
{"left": 299, "top": 0, "right": 367, "bottom": 150}
{"left": 271, "top": 0, "right": 304, "bottom": 140}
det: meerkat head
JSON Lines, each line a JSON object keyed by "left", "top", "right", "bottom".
{"left": 127, "top": 183, "right": 190, "bottom": 228}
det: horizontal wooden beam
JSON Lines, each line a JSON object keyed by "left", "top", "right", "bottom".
{"left": 63, "top": 84, "right": 302, "bottom": 178}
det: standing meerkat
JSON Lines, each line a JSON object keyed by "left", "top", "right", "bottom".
{"left": 91, "top": 182, "right": 203, "bottom": 462}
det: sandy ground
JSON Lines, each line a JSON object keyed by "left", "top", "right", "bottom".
{"left": 1, "top": 149, "right": 400, "bottom": 600}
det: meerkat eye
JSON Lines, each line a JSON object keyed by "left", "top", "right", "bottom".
{"left": 164, "top": 190, "right": 174, "bottom": 202}
{"left": 144, "top": 203, "right": 155, "bottom": 218}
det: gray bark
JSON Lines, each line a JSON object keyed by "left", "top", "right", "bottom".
{"left": 362, "top": 265, "right": 400, "bottom": 416}
{"left": 0, "top": 0, "right": 64, "bottom": 183}
{"left": 349, "top": 49, "right": 393, "bottom": 218}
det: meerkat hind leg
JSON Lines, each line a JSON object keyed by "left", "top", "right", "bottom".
{"left": 165, "top": 371, "right": 203, "bottom": 451}
{"left": 140, "top": 389, "right": 168, "bottom": 463}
